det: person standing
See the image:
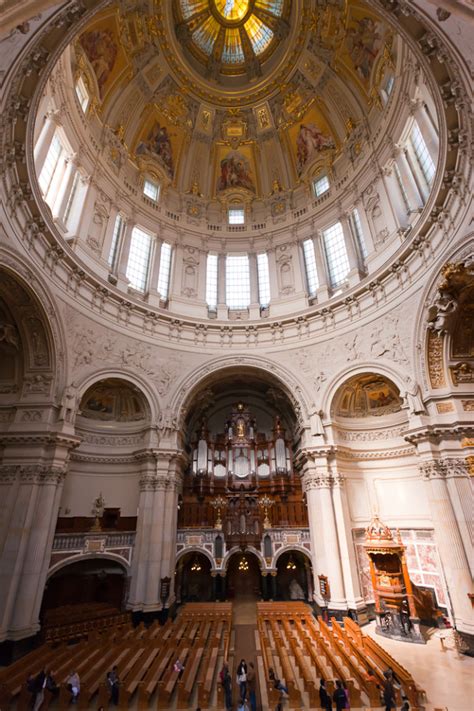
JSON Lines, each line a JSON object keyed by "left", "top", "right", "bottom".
{"left": 343, "top": 681, "right": 350, "bottom": 709}
{"left": 107, "top": 666, "right": 120, "bottom": 706}
{"left": 319, "top": 678, "right": 332, "bottom": 711}
{"left": 333, "top": 680, "right": 347, "bottom": 711}
{"left": 236, "top": 659, "right": 247, "bottom": 702}
{"left": 67, "top": 670, "right": 80, "bottom": 703}
{"left": 247, "top": 662, "right": 257, "bottom": 711}
{"left": 383, "top": 676, "right": 396, "bottom": 711}
{"left": 220, "top": 661, "right": 232, "bottom": 711}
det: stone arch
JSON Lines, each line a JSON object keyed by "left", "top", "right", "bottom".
{"left": 0, "top": 254, "right": 66, "bottom": 401}
{"left": 272, "top": 544, "right": 312, "bottom": 569}
{"left": 73, "top": 368, "right": 160, "bottom": 425}
{"left": 47, "top": 552, "right": 130, "bottom": 579}
{"left": 321, "top": 361, "right": 411, "bottom": 420}
{"left": 175, "top": 546, "right": 215, "bottom": 569}
{"left": 413, "top": 234, "right": 474, "bottom": 393}
{"left": 170, "top": 355, "right": 313, "bottom": 431}
{"left": 222, "top": 545, "right": 266, "bottom": 572}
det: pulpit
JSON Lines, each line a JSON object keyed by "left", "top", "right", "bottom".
{"left": 364, "top": 515, "right": 425, "bottom": 643}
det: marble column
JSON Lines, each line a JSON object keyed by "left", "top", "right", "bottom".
{"left": 158, "top": 456, "right": 183, "bottom": 607}
{"left": 0, "top": 458, "right": 71, "bottom": 642}
{"left": 420, "top": 459, "right": 474, "bottom": 637}
{"left": 148, "top": 237, "right": 164, "bottom": 296}
{"left": 101, "top": 204, "right": 120, "bottom": 267}
{"left": 33, "top": 109, "right": 61, "bottom": 175}
{"left": 302, "top": 458, "right": 346, "bottom": 611}
{"left": 412, "top": 100, "right": 439, "bottom": 165}
{"left": 331, "top": 474, "right": 365, "bottom": 613}
{"left": 217, "top": 253, "right": 227, "bottom": 319}
{"left": 116, "top": 219, "right": 135, "bottom": 288}
{"left": 340, "top": 214, "right": 363, "bottom": 286}
{"left": 313, "top": 233, "right": 330, "bottom": 301}
{"left": 52, "top": 154, "right": 77, "bottom": 223}
{"left": 395, "top": 148, "right": 424, "bottom": 211}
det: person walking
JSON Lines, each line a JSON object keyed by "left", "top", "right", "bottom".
{"left": 319, "top": 678, "right": 332, "bottom": 711}
{"left": 220, "top": 661, "right": 232, "bottom": 711}
{"left": 247, "top": 662, "right": 257, "bottom": 711}
{"left": 236, "top": 659, "right": 247, "bottom": 702}
{"left": 268, "top": 667, "right": 288, "bottom": 695}
{"left": 333, "top": 680, "right": 347, "bottom": 711}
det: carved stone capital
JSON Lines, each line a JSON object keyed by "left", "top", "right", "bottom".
{"left": 420, "top": 458, "right": 469, "bottom": 480}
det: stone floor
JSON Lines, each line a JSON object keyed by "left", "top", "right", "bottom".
{"left": 364, "top": 622, "right": 474, "bottom": 711}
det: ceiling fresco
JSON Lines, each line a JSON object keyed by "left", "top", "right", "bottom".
{"left": 72, "top": 0, "right": 397, "bottom": 196}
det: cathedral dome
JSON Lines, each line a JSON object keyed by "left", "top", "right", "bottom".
{"left": 26, "top": 0, "right": 455, "bottom": 325}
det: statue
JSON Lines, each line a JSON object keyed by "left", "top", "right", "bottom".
{"left": 310, "top": 409, "right": 325, "bottom": 436}
{"left": 403, "top": 377, "right": 425, "bottom": 415}
{"left": 0, "top": 322, "right": 19, "bottom": 348}
{"left": 289, "top": 578, "right": 305, "bottom": 600}
{"left": 427, "top": 289, "right": 457, "bottom": 335}
{"left": 58, "top": 384, "right": 77, "bottom": 423}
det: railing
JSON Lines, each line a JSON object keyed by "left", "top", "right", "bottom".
{"left": 52, "top": 531, "right": 136, "bottom": 551}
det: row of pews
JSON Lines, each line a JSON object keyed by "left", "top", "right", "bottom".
{"left": 0, "top": 603, "right": 232, "bottom": 710}
{"left": 256, "top": 602, "right": 426, "bottom": 710}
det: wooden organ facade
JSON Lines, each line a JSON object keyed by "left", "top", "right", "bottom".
{"left": 178, "top": 402, "right": 308, "bottom": 549}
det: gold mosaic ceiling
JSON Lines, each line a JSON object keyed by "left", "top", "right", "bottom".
{"left": 173, "top": 0, "right": 290, "bottom": 78}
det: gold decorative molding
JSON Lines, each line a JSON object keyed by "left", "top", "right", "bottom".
{"left": 427, "top": 330, "right": 446, "bottom": 389}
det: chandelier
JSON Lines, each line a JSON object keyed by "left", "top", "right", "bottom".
{"left": 238, "top": 556, "right": 249, "bottom": 572}
{"left": 286, "top": 555, "right": 296, "bottom": 570}
{"left": 190, "top": 556, "right": 202, "bottom": 572}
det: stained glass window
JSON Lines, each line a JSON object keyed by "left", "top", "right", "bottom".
{"left": 244, "top": 15, "right": 274, "bottom": 54}
{"left": 176, "top": 0, "right": 286, "bottom": 75}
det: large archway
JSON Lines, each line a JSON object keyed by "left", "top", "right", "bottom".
{"left": 175, "top": 551, "right": 213, "bottom": 604}
{"left": 275, "top": 549, "right": 312, "bottom": 601}
{"left": 226, "top": 551, "right": 262, "bottom": 601}
{"left": 41, "top": 558, "right": 127, "bottom": 624}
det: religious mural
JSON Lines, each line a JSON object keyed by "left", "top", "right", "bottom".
{"left": 334, "top": 374, "right": 402, "bottom": 417}
{"left": 136, "top": 121, "right": 175, "bottom": 178}
{"left": 343, "top": 13, "right": 386, "bottom": 86}
{"left": 79, "top": 29, "right": 118, "bottom": 97}
{"left": 295, "top": 122, "right": 335, "bottom": 174}
{"left": 217, "top": 149, "right": 256, "bottom": 193}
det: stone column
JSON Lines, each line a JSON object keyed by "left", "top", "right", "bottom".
{"left": 302, "top": 457, "right": 346, "bottom": 611}
{"left": 33, "top": 109, "right": 61, "bottom": 174}
{"left": 249, "top": 252, "right": 260, "bottom": 318}
{"left": 217, "top": 253, "right": 227, "bottom": 319}
{"left": 158, "top": 455, "right": 183, "bottom": 608}
{"left": 52, "top": 154, "right": 77, "bottom": 223}
{"left": 420, "top": 459, "right": 474, "bottom": 637}
{"left": 0, "top": 458, "right": 73, "bottom": 643}
{"left": 101, "top": 204, "right": 120, "bottom": 267}
{"left": 353, "top": 204, "right": 376, "bottom": 256}
{"left": 116, "top": 218, "right": 135, "bottom": 288}
{"left": 412, "top": 100, "right": 439, "bottom": 165}
{"left": 340, "top": 214, "right": 363, "bottom": 286}
{"left": 128, "top": 468, "right": 157, "bottom": 611}
{"left": 331, "top": 474, "right": 365, "bottom": 613}
{"left": 313, "top": 233, "right": 330, "bottom": 301}
{"left": 395, "top": 148, "right": 424, "bottom": 211}
{"left": 267, "top": 249, "right": 279, "bottom": 301}
{"left": 148, "top": 237, "right": 164, "bottom": 296}
{"left": 10, "top": 467, "right": 66, "bottom": 636}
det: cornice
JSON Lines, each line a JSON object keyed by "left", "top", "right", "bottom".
{"left": 0, "top": 0, "right": 471, "bottom": 343}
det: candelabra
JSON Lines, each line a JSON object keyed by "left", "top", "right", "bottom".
{"left": 210, "top": 495, "right": 227, "bottom": 530}
{"left": 258, "top": 495, "right": 274, "bottom": 529}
